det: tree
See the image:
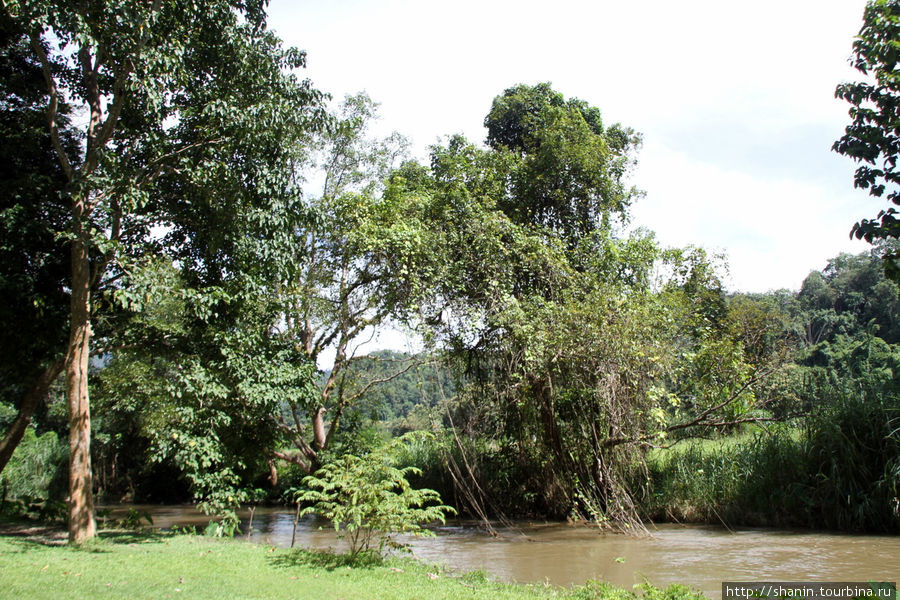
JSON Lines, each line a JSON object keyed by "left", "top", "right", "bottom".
{"left": 272, "top": 94, "right": 439, "bottom": 474}
{"left": 484, "top": 83, "right": 642, "bottom": 245}
{"left": 411, "top": 86, "right": 782, "bottom": 526}
{"left": 793, "top": 246, "right": 900, "bottom": 349}
{"left": 0, "top": 12, "right": 69, "bottom": 475}
{"left": 89, "top": 259, "right": 318, "bottom": 526}
{"left": 297, "top": 433, "right": 454, "bottom": 557}
{"left": 834, "top": 0, "right": 900, "bottom": 281}
{"left": 4, "top": 0, "right": 325, "bottom": 543}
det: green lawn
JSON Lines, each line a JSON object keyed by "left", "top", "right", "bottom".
{"left": 0, "top": 530, "right": 706, "bottom": 600}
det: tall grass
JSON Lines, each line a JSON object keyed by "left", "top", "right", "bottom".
{"left": 641, "top": 426, "right": 809, "bottom": 527}
{"left": 641, "top": 391, "right": 900, "bottom": 532}
{"left": 802, "top": 391, "right": 899, "bottom": 531}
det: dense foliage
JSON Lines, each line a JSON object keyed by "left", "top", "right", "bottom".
{"left": 835, "top": 0, "right": 900, "bottom": 280}
{"left": 641, "top": 246, "right": 900, "bottom": 532}
{"left": 1, "top": 0, "right": 326, "bottom": 542}
{"left": 372, "top": 87, "right": 788, "bottom": 526}
{"left": 2, "top": 1, "right": 898, "bottom": 546}
{"left": 0, "top": 12, "right": 70, "bottom": 476}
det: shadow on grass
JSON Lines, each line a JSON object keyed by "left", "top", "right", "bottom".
{"left": 0, "top": 523, "right": 176, "bottom": 552}
{"left": 2, "top": 536, "right": 64, "bottom": 552}
{"left": 0, "top": 518, "right": 67, "bottom": 548}
{"left": 269, "top": 547, "right": 385, "bottom": 571}
{"left": 96, "top": 529, "right": 175, "bottom": 545}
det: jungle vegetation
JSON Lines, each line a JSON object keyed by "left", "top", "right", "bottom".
{"left": 1, "top": 0, "right": 899, "bottom": 547}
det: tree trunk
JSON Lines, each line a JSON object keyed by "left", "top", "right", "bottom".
{"left": 66, "top": 221, "right": 96, "bottom": 545}
{"left": 312, "top": 407, "right": 327, "bottom": 451}
{"left": 0, "top": 357, "right": 65, "bottom": 475}
{"left": 267, "top": 458, "right": 278, "bottom": 488}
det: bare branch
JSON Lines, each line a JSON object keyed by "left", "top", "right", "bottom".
{"left": 274, "top": 414, "right": 317, "bottom": 462}
{"left": 86, "top": 0, "right": 163, "bottom": 171}
{"left": 272, "top": 450, "right": 310, "bottom": 474}
{"left": 344, "top": 357, "right": 422, "bottom": 406}
{"left": 82, "top": 65, "right": 128, "bottom": 178}
{"left": 671, "top": 367, "right": 774, "bottom": 429}
{"left": 78, "top": 45, "right": 102, "bottom": 154}
{"left": 29, "top": 32, "right": 74, "bottom": 181}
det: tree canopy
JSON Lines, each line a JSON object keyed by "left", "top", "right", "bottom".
{"left": 483, "top": 83, "right": 642, "bottom": 245}
{"left": 3, "top": 0, "right": 326, "bottom": 543}
{"left": 835, "top": 0, "right": 900, "bottom": 280}
{"left": 0, "top": 12, "right": 70, "bottom": 475}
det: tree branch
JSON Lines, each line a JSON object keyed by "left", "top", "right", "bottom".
{"left": 0, "top": 356, "right": 66, "bottom": 474}
{"left": 272, "top": 450, "right": 310, "bottom": 474}
{"left": 274, "top": 413, "right": 317, "bottom": 462}
{"left": 29, "top": 32, "right": 74, "bottom": 182}
{"left": 343, "top": 356, "right": 422, "bottom": 406}
{"left": 602, "top": 366, "right": 779, "bottom": 449}
{"left": 78, "top": 45, "right": 102, "bottom": 155}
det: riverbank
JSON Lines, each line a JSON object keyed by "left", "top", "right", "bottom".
{"left": 640, "top": 416, "right": 900, "bottom": 533}
{"left": 0, "top": 527, "right": 706, "bottom": 600}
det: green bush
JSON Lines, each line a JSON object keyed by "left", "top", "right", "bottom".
{"left": 297, "top": 433, "right": 455, "bottom": 556}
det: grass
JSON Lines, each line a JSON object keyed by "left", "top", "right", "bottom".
{"left": 640, "top": 403, "right": 900, "bottom": 533}
{"left": 0, "top": 529, "right": 707, "bottom": 600}
{"left": 640, "top": 425, "right": 814, "bottom": 527}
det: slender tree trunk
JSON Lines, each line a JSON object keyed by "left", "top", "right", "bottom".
{"left": 312, "top": 407, "right": 327, "bottom": 451}
{"left": 267, "top": 458, "right": 278, "bottom": 488}
{"left": 66, "top": 213, "right": 96, "bottom": 544}
{"left": 0, "top": 357, "right": 65, "bottom": 475}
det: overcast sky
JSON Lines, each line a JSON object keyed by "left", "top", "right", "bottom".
{"left": 267, "top": 0, "right": 880, "bottom": 294}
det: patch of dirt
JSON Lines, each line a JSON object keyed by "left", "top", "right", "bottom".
{"left": 0, "top": 522, "right": 67, "bottom": 545}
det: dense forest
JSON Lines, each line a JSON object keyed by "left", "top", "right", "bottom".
{"left": 2, "top": 0, "right": 899, "bottom": 548}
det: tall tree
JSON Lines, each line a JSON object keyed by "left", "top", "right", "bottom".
{"left": 4, "top": 0, "right": 324, "bottom": 543}
{"left": 415, "top": 86, "right": 781, "bottom": 525}
{"left": 834, "top": 0, "right": 900, "bottom": 281}
{"left": 274, "top": 94, "right": 437, "bottom": 473}
{"left": 0, "top": 12, "right": 69, "bottom": 475}
{"left": 484, "top": 82, "right": 642, "bottom": 245}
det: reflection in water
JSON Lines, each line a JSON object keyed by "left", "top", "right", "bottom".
{"left": 104, "top": 505, "right": 900, "bottom": 599}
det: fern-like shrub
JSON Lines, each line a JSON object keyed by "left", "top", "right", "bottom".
{"left": 297, "top": 434, "right": 455, "bottom": 556}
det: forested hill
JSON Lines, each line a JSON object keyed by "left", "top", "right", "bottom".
{"left": 323, "top": 350, "right": 455, "bottom": 428}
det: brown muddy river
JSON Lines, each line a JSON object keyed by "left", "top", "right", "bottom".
{"left": 105, "top": 505, "right": 900, "bottom": 598}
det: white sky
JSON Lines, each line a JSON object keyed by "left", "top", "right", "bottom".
{"left": 267, "top": 0, "right": 881, "bottom": 294}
